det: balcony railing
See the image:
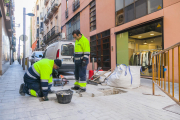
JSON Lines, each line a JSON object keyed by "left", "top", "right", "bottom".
{"left": 40, "top": 27, "right": 44, "bottom": 34}
{"left": 44, "top": 14, "right": 49, "bottom": 24}
{"left": 65, "top": 9, "right": 68, "bottom": 19}
{"left": 43, "top": 26, "right": 60, "bottom": 44}
{"left": 44, "top": 0, "right": 49, "bottom": 5}
{"left": 37, "top": 21, "right": 39, "bottom": 27}
{"left": 40, "top": 12, "right": 44, "bottom": 20}
{"left": 51, "top": 0, "right": 59, "bottom": 13}
{"left": 72, "top": 0, "right": 80, "bottom": 12}
{"left": 47, "top": 8, "right": 53, "bottom": 19}
{"left": 47, "top": 31, "right": 51, "bottom": 39}
{"left": 43, "top": 35, "right": 47, "bottom": 43}
{"left": 51, "top": 26, "right": 59, "bottom": 36}
{"left": 36, "top": 33, "right": 39, "bottom": 39}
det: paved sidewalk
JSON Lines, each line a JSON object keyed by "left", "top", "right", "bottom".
{"left": 0, "top": 61, "right": 180, "bottom": 120}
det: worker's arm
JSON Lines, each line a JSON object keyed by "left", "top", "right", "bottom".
{"left": 40, "top": 68, "right": 51, "bottom": 97}
{"left": 82, "top": 38, "right": 90, "bottom": 61}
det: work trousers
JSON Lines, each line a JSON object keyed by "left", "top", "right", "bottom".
{"left": 74, "top": 63, "right": 87, "bottom": 90}
{"left": 23, "top": 77, "right": 52, "bottom": 97}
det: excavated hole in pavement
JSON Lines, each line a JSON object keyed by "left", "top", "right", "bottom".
{"left": 98, "top": 88, "right": 127, "bottom": 96}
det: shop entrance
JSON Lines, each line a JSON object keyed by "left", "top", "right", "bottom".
{"left": 116, "top": 19, "right": 163, "bottom": 77}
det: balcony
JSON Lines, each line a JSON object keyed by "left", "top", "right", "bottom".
{"left": 47, "top": 8, "right": 53, "bottom": 19}
{"left": 44, "top": 0, "right": 49, "bottom": 5}
{"left": 44, "top": 15, "right": 49, "bottom": 24}
{"left": 36, "top": 33, "right": 39, "bottom": 39}
{"left": 51, "top": 26, "right": 59, "bottom": 37}
{"left": 37, "top": 21, "right": 39, "bottom": 27}
{"left": 43, "top": 35, "right": 47, "bottom": 43}
{"left": 47, "top": 31, "right": 51, "bottom": 40}
{"left": 43, "top": 26, "right": 60, "bottom": 44}
{"left": 51, "top": 0, "right": 59, "bottom": 13}
{"left": 40, "top": 27, "right": 44, "bottom": 34}
{"left": 72, "top": 0, "right": 80, "bottom": 12}
{"left": 65, "top": 9, "right": 68, "bottom": 19}
{"left": 40, "top": 12, "right": 44, "bottom": 20}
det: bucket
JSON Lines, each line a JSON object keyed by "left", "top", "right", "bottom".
{"left": 56, "top": 89, "right": 73, "bottom": 104}
{"left": 89, "top": 70, "right": 94, "bottom": 80}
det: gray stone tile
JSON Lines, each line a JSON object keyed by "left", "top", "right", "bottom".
{"left": 15, "top": 111, "right": 31, "bottom": 119}
{"left": 0, "top": 114, "right": 16, "bottom": 120}
{"left": 0, "top": 109, "right": 14, "bottom": 115}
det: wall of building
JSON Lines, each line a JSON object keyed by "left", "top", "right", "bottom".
{"left": 113, "top": 0, "right": 180, "bottom": 82}
{"left": 0, "top": 10, "right": 10, "bottom": 75}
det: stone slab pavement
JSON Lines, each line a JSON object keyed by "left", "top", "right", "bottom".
{"left": 0, "top": 61, "right": 180, "bottom": 120}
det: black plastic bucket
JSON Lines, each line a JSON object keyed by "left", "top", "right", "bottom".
{"left": 56, "top": 89, "right": 73, "bottom": 104}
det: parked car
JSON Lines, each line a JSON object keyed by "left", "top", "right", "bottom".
{"left": 30, "top": 51, "right": 44, "bottom": 65}
{"left": 43, "top": 40, "right": 75, "bottom": 73}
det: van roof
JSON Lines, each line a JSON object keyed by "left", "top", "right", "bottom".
{"left": 46, "top": 40, "right": 75, "bottom": 49}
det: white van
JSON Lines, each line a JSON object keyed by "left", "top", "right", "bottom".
{"left": 30, "top": 51, "right": 44, "bottom": 65}
{"left": 43, "top": 40, "right": 75, "bottom": 72}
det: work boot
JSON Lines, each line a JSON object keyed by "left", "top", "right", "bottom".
{"left": 71, "top": 86, "right": 80, "bottom": 90}
{"left": 19, "top": 83, "right": 25, "bottom": 96}
{"left": 48, "top": 90, "right": 55, "bottom": 94}
{"left": 78, "top": 88, "right": 86, "bottom": 93}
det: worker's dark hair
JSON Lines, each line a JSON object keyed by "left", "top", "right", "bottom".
{"left": 72, "top": 30, "right": 81, "bottom": 36}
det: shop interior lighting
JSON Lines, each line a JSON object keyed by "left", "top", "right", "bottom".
{"left": 150, "top": 33, "right": 154, "bottom": 35}
{"left": 144, "top": 41, "right": 147, "bottom": 44}
{"left": 138, "top": 36, "right": 142, "bottom": 38}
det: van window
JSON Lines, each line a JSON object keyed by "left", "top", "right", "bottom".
{"left": 61, "top": 44, "right": 74, "bottom": 56}
{"left": 35, "top": 52, "right": 43, "bottom": 58}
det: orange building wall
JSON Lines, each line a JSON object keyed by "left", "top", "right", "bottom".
{"left": 61, "top": 0, "right": 180, "bottom": 82}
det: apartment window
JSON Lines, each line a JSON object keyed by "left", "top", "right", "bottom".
{"left": 135, "top": 0, "right": 147, "bottom": 19}
{"left": 148, "top": 0, "right": 163, "bottom": 14}
{"left": 90, "top": 0, "right": 96, "bottom": 32}
{"left": 124, "top": 4, "right": 134, "bottom": 23}
{"left": 116, "top": 0, "right": 123, "bottom": 11}
{"left": 66, "top": 0, "right": 68, "bottom": 9}
{"left": 37, "top": 5, "right": 39, "bottom": 10}
{"left": 37, "top": 17, "right": 39, "bottom": 25}
{"left": 66, "top": 14, "right": 80, "bottom": 40}
{"left": 115, "top": 0, "right": 163, "bottom": 26}
{"left": 125, "top": 0, "right": 134, "bottom": 7}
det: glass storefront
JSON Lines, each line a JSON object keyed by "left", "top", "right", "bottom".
{"left": 116, "top": 19, "right": 163, "bottom": 76}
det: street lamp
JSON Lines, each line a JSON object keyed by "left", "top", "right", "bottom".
{"left": 23, "top": 8, "right": 34, "bottom": 70}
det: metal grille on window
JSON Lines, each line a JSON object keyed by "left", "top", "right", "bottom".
{"left": 90, "top": 0, "right": 96, "bottom": 32}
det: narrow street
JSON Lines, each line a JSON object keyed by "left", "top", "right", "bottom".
{"left": 0, "top": 61, "right": 180, "bottom": 120}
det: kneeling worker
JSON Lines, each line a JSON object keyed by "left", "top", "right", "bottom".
{"left": 19, "top": 59, "right": 62, "bottom": 101}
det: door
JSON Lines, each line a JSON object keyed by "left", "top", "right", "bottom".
{"left": 59, "top": 42, "right": 74, "bottom": 65}
{"left": 97, "top": 37, "right": 111, "bottom": 71}
{"left": 90, "top": 30, "right": 111, "bottom": 71}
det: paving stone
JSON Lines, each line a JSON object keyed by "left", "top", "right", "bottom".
{"left": 0, "top": 61, "right": 180, "bottom": 120}
{"left": 0, "top": 114, "right": 16, "bottom": 120}
{"left": 0, "top": 109, "right": 14, "bottom": 115}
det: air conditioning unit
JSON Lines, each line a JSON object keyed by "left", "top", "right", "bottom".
{"left": 116, "top": 13, "right": 124, "bottom": 25}
{"left": 61, "top": 33, "right": 65, "bottom": 39}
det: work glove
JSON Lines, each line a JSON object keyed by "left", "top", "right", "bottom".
{"left": 82, "top": 59, "right": 86, "bottom": 67}
{"left": 42, "top": 96, "right": 49, "bottom": 101}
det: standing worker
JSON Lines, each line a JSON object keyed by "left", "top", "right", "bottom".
{"left": 19, "top": 59, "right": 62, "bottom": 101}
{"left": 71, "top": 30, "right": 90, "bottom": 92}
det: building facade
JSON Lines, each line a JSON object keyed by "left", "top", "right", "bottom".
{"left": 61, "top": 0, "right": 180, "bottom": 82}
{"left": 0, "top": 0, "right": 15, "bottom": 75}
{"left": 32, "top": 0, "right": 62, "bottom": 51}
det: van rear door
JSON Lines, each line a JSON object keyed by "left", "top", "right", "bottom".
{"left": 59, "top": 42, "right": 74, "bottom": 64}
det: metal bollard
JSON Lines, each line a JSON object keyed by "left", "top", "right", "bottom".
{"left": 92, "top": 57, "right": 94, "bottom": 71}
{"left": 27, "top": 57, "right": 29, "bottom": 69}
